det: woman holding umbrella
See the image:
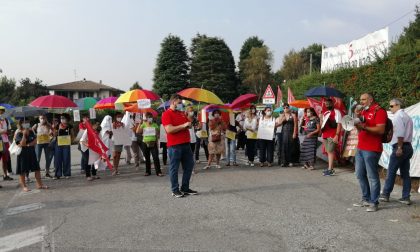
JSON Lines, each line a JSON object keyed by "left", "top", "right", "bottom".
{"left": 204, "top": 110, "right": 226, "bottom": 169}
{"left": 54, "top": 114, "right": 74, "bottom": 179}
{"left": 15, "top": 120, "right": 48, "bottom": 192}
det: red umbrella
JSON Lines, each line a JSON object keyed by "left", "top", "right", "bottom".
{"left": 230, "top": 94, "right": 257, "bottom": 109}
{"left": 124, "top": 104, "right": 158, "bottom": 117}
{"left": 29, "top": 95, "right": 77, "bottom": 108}
{"left": 94, "top": 97, "right": 118, "bottom": 110}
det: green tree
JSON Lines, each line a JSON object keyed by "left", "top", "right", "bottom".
{"left": 12, "top": 78, "right": 49, "bottom": 105}
{"left": 0, "top": 76, "right": 16, "bottom": 103}
{"left": 190, "top": 36, "right": 238, "bottom": 102}
{"left": 238, "top": 36, "right": 265, "bottom": 92}
{"left": 279, "top": 50, "right": 307, "bottom": 80}
{"left": 390, "top": 5, "right": 420, "bottom": 55}
{"left": 130, "top": 81, "right": 143, "bottom": 90}
{"left": 242, "top": 46, "right": 273, "bottom": 101}
{"left": 153, "top": 35, "right": 190, "bottom": 100}
{"left": 299, "top": 43, "right": 324, "bottom": 73}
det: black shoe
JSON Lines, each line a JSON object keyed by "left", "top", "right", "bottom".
{"left": 181, "top": 189, "right": 198, "bottom": 195}
{"left": 45, "top": 173, "right": 52, "bottom": 178}
{"left": 3, "top": 176, "right": 13, "bottom": 181}
{"left": 172, "top": 191, "right": 184, "bottom": 198}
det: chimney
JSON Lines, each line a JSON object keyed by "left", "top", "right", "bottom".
{"left": 83, "top": 78, "right": 86, "bottom": 82}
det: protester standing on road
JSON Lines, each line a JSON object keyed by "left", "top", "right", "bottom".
{"left": 235, "top": 111, "right": 246, "bottom": 150}
{"left": 54, "top": 114, "right": 73, "bottom": 179}
{"left": 111, "top": 112, "right": 125, "bottom": 176}
{"left": 15, "top": 120, "right": 48, "bottom": 192}
{"left": 277, "top": 103, "right": 298, "bottom": 167}
{"left": 137, "top": 112, "right": 163, "bottom": 177}
{"left": 0, "top": 107, "right": 13, "bottom": 181}
{"left": 257, "top": 107, "right": 276, "bottom": 167}
{"left": 80, "top": 122, "right": 103, "bottom": 181}
{"left": 244, "top": 108, "right": 258, "bottom": 166}
{"left": 353, "top": 93, "right": 387, "bottom": 212}
{"left": 78, "top": 115, "right": 89, "bottom": 174}
{"left": 205, "top": 110, "right": 226, "bottom": 169}
{"left": 100, "top": 115, "right": 113, "bottom": 159}
{"left": 159, "top": 123, "right": 168, "bottom": 165}
{"left": 320, "top": 98, "right": 342, "bottom": 176}
{"left": 186, "top": 106, "right": 198, "bottom": 154}
{"left": 380, "top": 98, "right": 414, "bottom": 205}
{"left": 194, "top": 118, "right": 209, "bottom": 164}
{"left": 33, "top": 115, "right": 53, "bottom": 178}
{"left": 300, "top": 108, "right": 320, "bottom": 170}
{"left": 161, "top": 94, "right": 197, "bottom": 198}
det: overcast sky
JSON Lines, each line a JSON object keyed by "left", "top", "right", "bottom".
{"left": 0, "top": 0, "right": 418, "bottom": 91}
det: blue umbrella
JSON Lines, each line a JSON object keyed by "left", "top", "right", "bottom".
{"left": 157, "top": 100, "right": 171, "bottom": 110}
{"left": 0, "top": 103, "right": 15, "bottom": 109}
{"left": 305, "top": 86, "right": 345, "bottom": 98}
{"left": 274, "top": 107, "right": 284, "bottom": 113}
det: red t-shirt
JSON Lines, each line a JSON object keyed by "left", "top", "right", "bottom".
{"left": 357, "top": 104, "right": 387, "bottom": 152}
{"left": 161, "top": 108, "right": 190, "bottom": 147}
{"left": 322, "top": 109, "right": 338, "bottom": 139}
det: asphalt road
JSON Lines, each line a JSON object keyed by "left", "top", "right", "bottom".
{"left": 0, "top": 147, "right": 419, "bottom": 252}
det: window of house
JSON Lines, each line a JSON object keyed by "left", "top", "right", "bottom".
{"left": 79, "top": 91, "right": 94, "bottom": 98}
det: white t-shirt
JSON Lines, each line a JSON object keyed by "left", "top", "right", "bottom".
{"left": 391, "top": 109, "right": 413, "bottom": 145}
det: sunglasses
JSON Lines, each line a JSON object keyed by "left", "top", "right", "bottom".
{"left": 283, "top": 106, "right": 289, "bottom": 109}
{"left": 389, "top": 104, "right": 398, "bottom": 108}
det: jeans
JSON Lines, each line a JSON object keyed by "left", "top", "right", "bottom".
{"left": 168, "top": 143, "right": 194, "bottom": 192}
{"left": 246, "top": 139, "right": 257, "bottom": 162}
{"left": 143, "top": 143, "right": 161, "bottom": 175}
{"left": 54, "top": 145, "right": 71, "bottom": 177}
{"left": 225, "top": 138, "right": 236, "bottom": 163}
{"left": 355, "top": 149, "right": 381, "bottom": 205}
{"left": 382, "top": 143, "right": 413, "bottom": 199}
{"left": 35, "top": 143, "right": 53, "bottom": 173}
{"left": 195, "top": 139, "right": 209, "bottom": 161}
{"left": 259, "top": 139, "right": 274, "bottom": 163}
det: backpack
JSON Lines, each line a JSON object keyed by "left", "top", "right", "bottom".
{"left": 374, "top": 106, "right": 393, "bottom": 143}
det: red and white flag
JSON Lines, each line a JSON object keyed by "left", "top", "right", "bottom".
{"left": 287, "top": 87, "right": 295, "bottom": 104}
{"left": 85, "top": 121, "right": 113, "bottom": 170}
{"left": 276, "top": 86, "right": 283, "bottom": 107}
{"left": 307, "top": 98, "right": 323, "bottom": 116}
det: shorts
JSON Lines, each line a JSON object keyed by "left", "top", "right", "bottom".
{"left": 113, "top": 145, "right": 123, "bottom": 152}
{"left": 324, "top": 138, "right": 336, "bottom": 153}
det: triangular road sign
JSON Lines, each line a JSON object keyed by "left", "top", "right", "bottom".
{"left": 263, "top": 85, "right": 275, "bottom": 99}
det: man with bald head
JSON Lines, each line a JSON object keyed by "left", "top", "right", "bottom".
{"left": 353, "top": 93, "right": 387, "bottom": 212}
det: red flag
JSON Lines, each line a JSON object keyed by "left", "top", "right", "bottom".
{"left": 331, "top": 97, "right": 347, "bottom": 115}
{"left": 276, "top": 86, "right": 283, "bottom": 106}
{"left": 287, "top": 87, "right": 295, "bottom": 104}
{"left": 85, "top": 121, "right": 113, "bottom": 170}
{"left": 307, "top": 98, "right": 323, "bottom": 116}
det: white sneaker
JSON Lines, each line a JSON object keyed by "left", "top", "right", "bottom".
{"left": 250, "top": 163, "right": 255, "bottom": 167}
{"left": 216, "top": 165, "right": 222, "bottom": 169}
{"left": 203, "top": 165, "right": 210, "bottom": 170}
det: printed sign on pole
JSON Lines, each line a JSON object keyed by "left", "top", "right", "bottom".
{"left": 73, "top": 110, "right": 81, "bottom": 122}
{"left": 89, "top": 108, "right": 96, "bottom": 119}
{"left": 137, "top": 99, "right": 151, "bottom": 109}
{"left": 262, "top": 84, "right": 275, "bottom": 105}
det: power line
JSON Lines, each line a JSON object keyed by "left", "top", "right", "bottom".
{"left": 384, "top": 8, "right": 416, "bottom": 27}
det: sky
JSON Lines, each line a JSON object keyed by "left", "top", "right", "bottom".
{"left": 0, "top": 0, "right": 418, "bottom": 91}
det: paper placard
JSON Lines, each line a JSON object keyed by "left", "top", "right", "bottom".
{"left": 73, "top": 110, "right": 80, "bottom": 122}
{"left": 37, "top": 134, "right": 50, "bottom": 144}
{"left": 226, "top": 130, "right": 236, "bottom": 140}
{"left": 89, "top": 108, "right": 96, "bottom": 119}
{"left": 57, "top": 135, "right": 71, "bottom": 146}
{"left": 257, "top": 118, "right": 275, "bottom": 140}
{"left": 196, "top": 130, "right": 208, "bottom": 138}
{"left": 246, "top": 131, "right": 257, "bottom": 139}
{"left": 143, "top": 127, "right": 156, "bottom": 136}
{"left": 137, "top": 99, "right": 151, "bottom": 109}
{"left": 229, "top": 112, "right": 235, "bottom": 126}
{"left": 201, "top": 109, "right": 207, "bottom": 123}
{"left": 135, "top": 113, "right": 142, "bottom": 123}
{"left": 0, "top": 140, "right": 3, "bottom": 152}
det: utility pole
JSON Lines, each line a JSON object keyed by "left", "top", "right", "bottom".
{"left": 309, "top": 53, "right": 313, "bottom": 75}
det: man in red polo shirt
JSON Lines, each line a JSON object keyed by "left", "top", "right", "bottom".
{"left": 353, "top": 93, "right": 387, "bottom": 212}
{"left": 162, "top": 94, "right": 198, "bottom": 198}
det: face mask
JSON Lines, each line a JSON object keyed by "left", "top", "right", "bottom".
{"left": 251, "top": 109, "right": 256, "bottom": 113}
{"left": 39, "top": 118, "right": 45, "bottom": 124}
{"left": 22, "top": 123, "right": 30, "bottom": 129}
{"left": 147, "top": 118, "right": 153, "bottom": 122}
{"left": 364, "top": 105, "right": 370, "bottom": 110}
{"left": 175, "top": 103, "right": 183, "bottom": 111}
{"left": 214, "top": 114, "right": 220, "bottom": 118}
{"left": 60, "top": 119, "right": 67, "bottom": 124}
{"left": 116, "top": 118, "right": 122, "bottom": 122}
{"left": 188, "top": 112, "right": 194, "bottom": 117}
{"left": 266, "top": 111, "right": 272, "bottom": 116}
{"left": 307, "top": 112, "right": 312, "bottom": 117}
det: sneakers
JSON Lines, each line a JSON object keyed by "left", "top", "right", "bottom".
{"left": 398, "top": 197, "right": 412, "bottom": 205}
{"left": 250, "top": 162, "right": 255, "bottom": 167}
{"left": 353, "top": 200, "right": 370, "bottom": 207}
{"left": 323, "top": 169, "right": 335, "bottom": 176}
{"left": 172, "top": 191, "right": 184, "bottom": 198}
{"left": 379, "top": 194, "right": 390, "bottom": 202}
{"left": 3, "top": 176, "right": 13, "bottom": 181}
{"left": 181, "top": 189, "right": 198, "bottom": 195}
{"left": 366, "top": 205, "right": 378, "bottom": 212}
{"left": 203, "top": 165, "right": 210, "bottom": 170}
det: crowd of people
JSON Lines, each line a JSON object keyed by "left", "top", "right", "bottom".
{"left": 0, "top": 92, "right": 415, "bottom": 212}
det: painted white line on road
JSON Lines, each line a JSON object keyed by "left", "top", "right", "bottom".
{"left": 0, "top": 226, "right": 46, "bottom": 252}
{"left": 18, "top": 189, "right": 40, "bottom": 196}
{"left": 5, "top": 203, "right": 45, "bottom": 216}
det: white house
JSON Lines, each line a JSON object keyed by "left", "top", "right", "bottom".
{"left": 48, "top": 79, "right": 124, "bottom": 100}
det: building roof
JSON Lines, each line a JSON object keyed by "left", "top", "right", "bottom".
{"left": 47, "top": 80, "right": 124, "bottom": 93}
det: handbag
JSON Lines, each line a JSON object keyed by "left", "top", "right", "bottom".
{"left": 9, "top": 141, "right": 22, "bottom": 155}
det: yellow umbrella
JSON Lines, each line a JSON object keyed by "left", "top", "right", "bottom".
{"left": 177, "top": 88, "right": 223, "bottom": 105}
{"left": 115, "top": 89, "right": 160, "bottom": 104}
